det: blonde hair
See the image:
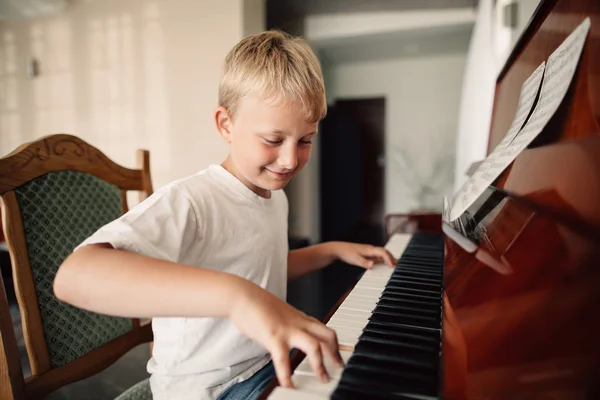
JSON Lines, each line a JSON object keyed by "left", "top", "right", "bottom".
{"left": 219, "top": 30, "right": 327, "bottom": 123}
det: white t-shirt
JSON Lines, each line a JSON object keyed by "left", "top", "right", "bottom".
{"left": 77, "top": 164, "right": 289, "bottom": 400}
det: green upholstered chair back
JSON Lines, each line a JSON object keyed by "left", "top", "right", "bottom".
{"left": 0, "top": 134, "right": 153, "bottom": 400}
{"left": 14, "top": 170, "right": 132, "bottom": 367}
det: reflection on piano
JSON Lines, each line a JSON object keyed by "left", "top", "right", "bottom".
{"left": 261, "top": 0, "right": 600, "bottom": 398}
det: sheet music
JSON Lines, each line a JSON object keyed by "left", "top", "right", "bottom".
{"left": 501, "top": 17, "right": 590, "bottom": 157}
{"left": 449, "top": 17, "right": 591, "bottom": 222}
{"left": 449, "top": 61, "right": 545, "bottom": 220}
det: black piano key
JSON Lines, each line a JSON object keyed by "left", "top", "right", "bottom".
{"left": 333, "top": 232, "right": 443, "bottom": 400}
{"left": 369, "top": 309, "right": 441, "bottom": 330}
{"left": 377, "top": 296, "right": 439, "bottom": 308}
{"left": 375, "top": 302, "right": 439, "bottom": 317}
{"left": 380, "top": 289, "right": 440, "bottom": 302}
{"left": 388, "top": 274, "right": 440, "bottom": 284}
{"left": 381, "top": 286, "right": 441, "bottom": 298}
{"left": 398, "top": 257, "right": 442, "bottom": 267}
{"left": 391, "top": 268, "right": 442, "bottom": 278}
{"left": 353, "top": 337, "right": 439, "bottom": 366}
{"left": 339, "top": 365, "right": 438, "bottom": 397}
{"left": 385, "top": 279, "right": 442, "bottom": 291}
{"left": 364, "top": 321, "right": 441, "bottom": 344}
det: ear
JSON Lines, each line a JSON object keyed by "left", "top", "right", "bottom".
{"left": 214, "top": 106, "right": 233, "bottom": 143}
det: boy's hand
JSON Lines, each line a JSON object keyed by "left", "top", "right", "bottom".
{"left": 332, "top": 242, "right": 397, "bottom": 269}
{"left": 229, "top": 280, "right": 343, "bottom": 388}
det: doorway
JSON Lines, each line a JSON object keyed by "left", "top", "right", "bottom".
{"left": 319, "top": 97, "right": 386, "bottom": 313}
{"left": 319, "top": 97, "right": 386, "bottom": 245}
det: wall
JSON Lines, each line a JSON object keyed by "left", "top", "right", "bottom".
{"left": 0, "top": 0, "right": 264, "bottom": 191}
{"left": 326, "top": 53, "right": 466, "bottom": 216}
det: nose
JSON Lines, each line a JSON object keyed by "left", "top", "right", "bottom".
{"left": 277, "top": 143, "right": 298, "bottom": 170}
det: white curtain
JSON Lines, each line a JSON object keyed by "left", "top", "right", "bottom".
{"left": 453, "top": 0, "right": 507, "bottom": 191}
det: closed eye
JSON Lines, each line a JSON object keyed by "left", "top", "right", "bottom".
{"left": 264, "top": 138, "right": 283, "bottom": 145}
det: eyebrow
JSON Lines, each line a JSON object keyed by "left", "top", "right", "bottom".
{"left": 270, "top": 129, "right": 318, "bottom": 136}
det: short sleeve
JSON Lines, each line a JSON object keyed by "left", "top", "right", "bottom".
{"left": 76, "top": 184, "right": 199, "bottom": 263}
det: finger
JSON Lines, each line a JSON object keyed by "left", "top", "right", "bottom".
{"left": 291, "top": 332, "right": 329, "bottom": 382}
{"left": 305, "top": 321, "right": 344, "bottom": 367}
{"left": 366, "top": 246, "right": 396, "bottom": 267}
{"left": 360, "top": 256, "right": 374, "bottom": 269}
{"left": 382, "top": 248, "right": 397, "bottom": 267}
{"left": 271, "top": 343, "right": 294, "bottom": 388}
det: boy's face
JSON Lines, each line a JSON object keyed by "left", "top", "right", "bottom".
{"left": 215, "top": 95, "right": 318, "bottom": 198}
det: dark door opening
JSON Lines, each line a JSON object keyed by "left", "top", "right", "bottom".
{"left": 319, "top": 97, "right": 386, "bottom": 312}
{"left": 320, "top": 97, "right": 386, "bottom": 245}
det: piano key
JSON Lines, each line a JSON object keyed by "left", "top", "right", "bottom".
{"left": 291, "top": 374, "right": 340, "bottom": 396}
{"left": 326, "top": 318, "right": 363, "bottom": 330}
{"left": 330, "top": 232, "right": 444, "bottom": 399}
{"left": 269, "top": 233, "right": 439, "bottom": 400}
{"left": 267, "top": 387, "right": 327, "bottom": 400}
{"left": 294, "top": 350, "right": 353, "bottom": 378}
{"left": 335, "top": 330, "right": 362, "bottom": 349}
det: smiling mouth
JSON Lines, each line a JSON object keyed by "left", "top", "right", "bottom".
{"left": 266, "top": 169, "right": 292, "bottom": 178}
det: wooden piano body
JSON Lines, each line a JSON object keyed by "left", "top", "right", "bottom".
{"left": 443, "top": 0, "right": 600, "bottom": 398}
{"left": 263, "top": 0, "right": 600, "bottom": 398}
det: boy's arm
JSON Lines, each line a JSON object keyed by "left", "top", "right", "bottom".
{"left": 54, "top": 244, "right": 342, "bottom": 388}
{"left": 288, "top": 242, "right": 396, "bottom": 280}
{"left": 55, "top": 243, "right": 244, "bottom": 318}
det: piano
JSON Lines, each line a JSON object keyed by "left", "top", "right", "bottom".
{"left": 260, "top": 0, "right": 600, "bottom": 398}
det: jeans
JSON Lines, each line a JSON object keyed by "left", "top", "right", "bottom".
{"left": 216, "top": 361, "right": 276, "bottom": 400}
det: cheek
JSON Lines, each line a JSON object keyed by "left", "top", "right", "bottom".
{"left": 253, "top": 144, "right": 278, "bottom": 165}
{"left": 297, "top": 146, "right": 312, "bottom": 168}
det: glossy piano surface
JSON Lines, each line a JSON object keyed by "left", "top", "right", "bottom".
{"left": 444, "top": 188, "right": 600, "bottom": 399}
{"left": 443, "top": 0, "right": 600, "bottom": 398}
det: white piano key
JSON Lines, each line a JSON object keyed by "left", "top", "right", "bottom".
{"left": 356, "top": 277, "right": 388, "bottom": 284}
{"left": 345, "top": 290, "right": 378, "bottom": 300}
{"left": 341, "top": 296, "right": 378, "bottom": 305}
{"left": 346, "top": 287, "right": 382, "bottom": 298}
{"left": 279, "top": 233, "right": 414, "bottom": 399}
{"left": 336, "top": 331, "right": 361, "bottom": 348}
{"left": 358, "top": 276, "right": 391, "bottom": 284}
{"left": 341, "top": 299, "right": 377, "bottom": 310}
{"left": 326, "top": 319, "right": 362, "bottom": 331}
{"left": 334, "top": 307, "right": 371, "bottom": 317}
{"left": 291, "top": 373, "right": 339, "bottom": 396}
{"left": 338, "top": 303, "right": 375, "bottom": 313}
{"left": 328, "top": 312, "right": 368, "bottom": 325}
{"left": 329, "top": 326, "right": 362, "bottom": 336}
{"left": 385, "top": 233, "right": 412, "bottom": 257}
{"left": 294, "top": 350, "right": 353, "bottom": 378}
{"left": 267, "top": 387, "right": 327, "bottom": 399}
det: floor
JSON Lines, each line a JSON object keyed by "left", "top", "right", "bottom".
{"left": 9, "top": 303, "right": 151, "bottom": 400}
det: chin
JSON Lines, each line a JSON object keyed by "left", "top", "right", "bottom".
{"left": 260, "top": 178, "right": 289, "bottom": 191}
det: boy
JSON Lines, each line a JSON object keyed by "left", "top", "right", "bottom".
{"left": 54, "top": 30, "right": 395, "bottom": 400}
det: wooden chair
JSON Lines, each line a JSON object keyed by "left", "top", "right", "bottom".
{"left": 0, "top": 134, "right": 154, "bottom": 400}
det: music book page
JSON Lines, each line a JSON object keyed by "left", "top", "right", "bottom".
{"left": 449, "top": 61, "right": 545, "bottom": 220}
{"left": 449, "top": 16, "right": 591, "bottom": 222}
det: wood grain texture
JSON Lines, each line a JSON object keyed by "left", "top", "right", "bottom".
{"left": 2, "top": 191, "right": 51, "bottom": 375}
{"left": 443, "top": 2, "right": 600, "bottom": 397}
{"left": 0, "top": 134, "right": 144, "bottom": 194}
{"left": 488, "top": 0, "right": 600, "bottom": 229}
